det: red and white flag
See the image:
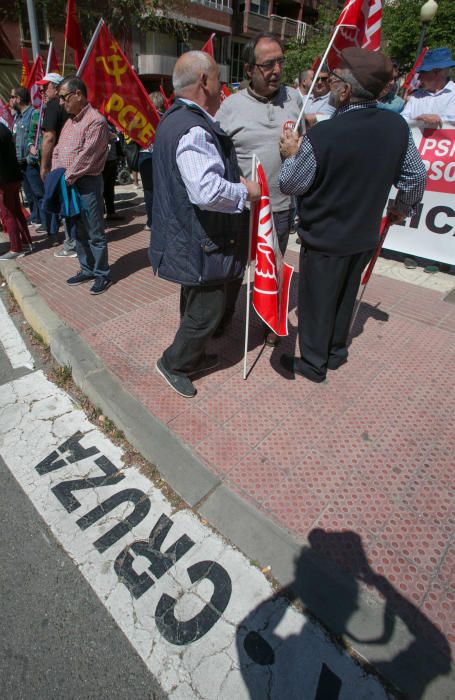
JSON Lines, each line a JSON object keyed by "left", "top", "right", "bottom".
{"left": 251, "top": 162, "right": 293, "bottom": 336}
{"left": 65, "top": 0, "right": 85, "bottom": 68}
{"left": 327, "top": 0, "right": 383, "bottom": 69}
{"left": 201, "top": 33, "right": 215, "bottom": 57}
{"left": 26, "top": 55, "right": 44, "bottom": 107}
{"left": 48, "top": 45, "right": 61, "bottom": 74}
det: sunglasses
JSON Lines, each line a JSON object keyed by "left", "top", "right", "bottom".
{"left": 59, "top": 92, "right": 75, "bottom": 103}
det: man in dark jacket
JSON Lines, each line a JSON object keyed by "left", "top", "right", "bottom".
{"left": 0, "top": 122, "right": 33, "bottom": 259}
{"left": 278, "top": 48, "right": 427, "bottom": 383}
{"left": 150, "top": 50, "right": 260, "bottom": 398}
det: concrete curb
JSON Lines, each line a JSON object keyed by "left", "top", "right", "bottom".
{"left": 2, "top": 257, "right": 454, "bottom": 700}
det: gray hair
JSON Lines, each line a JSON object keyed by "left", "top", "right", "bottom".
{"left": 173, "top": 51, "right": 214, "bottom": 94}
{"left": 298, "top": 69, "right": 312, "bottom": 84}
{"left": 337, "top": 68, "right": 374, "bottom": 100}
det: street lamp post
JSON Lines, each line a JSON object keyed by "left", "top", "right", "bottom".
{"left": 416, "top": 0, "right": 438, "bottom": 59}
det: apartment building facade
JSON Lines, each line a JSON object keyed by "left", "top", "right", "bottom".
{"left": 0, "top": 0, "right": 320, "bottom": 98}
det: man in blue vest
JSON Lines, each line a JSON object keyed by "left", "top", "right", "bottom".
{"left": 278, "top": 47, "right": 427, "bottom": 384}
{"left": 150, "top": 51, "right": 260, "bottom": 398}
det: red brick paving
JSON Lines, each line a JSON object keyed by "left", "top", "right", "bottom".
{"left": 16, "top": 192, "right": 455, "bottom": 663}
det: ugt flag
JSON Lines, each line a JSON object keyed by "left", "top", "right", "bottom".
{"left": 79, "top": 21, "right": 161, "bottom": 148}
{"left": 26, "top": 55, "right": 44, "bottom": 107}
{"left": 251, "top": 162, "right": 293, "bottom": 336}
{"left": 328, "top": 0, "right": 382, "bottom": 69}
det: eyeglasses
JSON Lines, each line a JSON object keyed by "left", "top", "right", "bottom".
{"left": 59, "top": 91, "right": 75, "bottom": 103}
{"left": 316, "top": 76, "right": 329, "bottom": 83}
{"left": 254, "top": 58, "right": 285, "bottom": 71}
{"left": 10, "top": 94, "right": 17, "bottom": 99}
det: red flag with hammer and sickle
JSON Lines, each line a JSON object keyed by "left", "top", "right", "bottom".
{"left": 79, "top": 22, "right": 161, "bottom": 148}
{"left": 251, "top": 162, "right": 293, "bottom": 336}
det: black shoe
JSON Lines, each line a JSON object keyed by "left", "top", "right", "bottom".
{"left": 67, "top": 271, "right": 95, "bottom": 286}
{"left": 265, "top": 331, "right": 279, "bottom": 347}
{"left": 327, "top": 357, "right": 347, "bottom": 370}
{"left": 155, "top": 358, "right": 196, "bottom": 398}
{"left": 280, "top": 354, "right": 326, "bottom": 383}
{"left": 188, "top": 354, "right": 219, "bottom": 377}
{"left": 90, "top": 277, "right": 112, "bottom": 295}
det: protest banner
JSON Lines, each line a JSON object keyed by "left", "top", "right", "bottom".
{"left": 20, "top": 48, "right": 30, "bottom": 87}
{"left": 384, "top": 124, "right": 455, "bottom": 265}
{"left": 77, "top": 20, "right": 161, "bottom": 148}
{"left": 26, "top": 55, "right": 44, "bottom": 108}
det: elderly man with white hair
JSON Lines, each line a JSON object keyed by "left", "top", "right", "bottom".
{"left": 150, "top": 51, "right": 260, "bottom": 399}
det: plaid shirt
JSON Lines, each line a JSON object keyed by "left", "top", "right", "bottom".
{"left": 52, "top": 103, "right": 109, "bottom": 185}
{"left": 280, "top": 101, "right": 427, "bottom": 216}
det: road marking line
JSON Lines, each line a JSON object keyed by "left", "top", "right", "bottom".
{"left": 0, "top": 371, "right": 393, "bottom": 699}
{"left": 0, "top": 298, "right": 34, "bottom": 370}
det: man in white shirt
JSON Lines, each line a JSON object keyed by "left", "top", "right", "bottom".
{"left": 401, "top": 47, "right": 455, "bottom": 128}
{"left": 303, "top": 65, "right": 336, "bottom": 128}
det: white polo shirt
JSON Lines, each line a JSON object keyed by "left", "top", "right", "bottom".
{"left": 401, "top": 80, "right": 455, "bottom": 123}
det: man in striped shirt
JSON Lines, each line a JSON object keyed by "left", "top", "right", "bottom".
{"left": 52, "top": 77, "right": 111, "bottom": 295}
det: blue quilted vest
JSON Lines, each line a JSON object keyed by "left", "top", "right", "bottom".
{"left": 150, "top": 99, "right": 248, "bottom": 286}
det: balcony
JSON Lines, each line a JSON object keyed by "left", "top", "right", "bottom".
{"left": 138, "top": 53, "right": 229, "bottom": 82}
{"left": 269, "top": 15, "right": 309, "bottom": 41}
{"left": 234, "top": 11, "right": 310, "bottom": 41}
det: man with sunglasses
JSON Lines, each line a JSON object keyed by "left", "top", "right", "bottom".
{"left": 52, "top": 76, "right": 111, "bottom": 294}
{"left": 302, "top": 65, "right": 335, "bottom": 128}
{"left": 278, "top": 48, "right": 427, "bottom": 384}
{"left": 216, "top": 32, "right": 302, "bottom": 345}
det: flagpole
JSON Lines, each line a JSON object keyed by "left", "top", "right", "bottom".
{"left": 294, "top": 24, "right": 341, "bottom": 133}
{"left": 62, "top": 40, "right": 67, "bottom": 75}
{"left": 76, "top": 18, "right": 104, "bottom": 77}
{"left": 243, "top": 154, "right": 257, "bottom": 380}
{"left": 350, "top": 216, "right": 391, "bottom": 333}
{"left": 34, "top": 43, "right": 53, "bottom": 148}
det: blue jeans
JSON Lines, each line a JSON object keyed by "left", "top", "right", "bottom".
{"left": 75, "top": 175, "right": 110, "bottom": 279}
{"left": 139, "top": 151, "right": 153, "bottom": 227}
{"left": 24, "top": 163, "right": 52, "bottom": 231}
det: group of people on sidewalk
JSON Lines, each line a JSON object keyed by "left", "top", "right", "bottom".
{"left": 2, "top": 34, "right": 454, "bottom": 394}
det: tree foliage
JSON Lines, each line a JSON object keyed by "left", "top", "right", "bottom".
{"left": 382, "top": 0, "right": 455, "bottom": 70}
{"left": 283, "top": 1, "right": 341, "bottom": 84}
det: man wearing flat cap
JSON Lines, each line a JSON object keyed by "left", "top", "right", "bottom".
{"left": 278, "top": 47, "right": 427, "bottom": 384}
{"left": 401, "top": 47, "right": 455, "bottom": 128}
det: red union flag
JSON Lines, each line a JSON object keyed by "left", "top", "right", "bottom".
{"left": 26, "top": 55, "right": 44, "bottom": 107}
{"left": 20, "top": 48, "right": 30, "bottom": 87}
{"left": 65, "top": 0, "right": 85, "bottom": 68}
{"left": 251, "top": 162, "right": 293, "bottom": 336}
{"left": 79, "top": 22, "right": 161, "bottom": 148}
{"left": 328, "top": 0, "right": 383, "bottom": 69}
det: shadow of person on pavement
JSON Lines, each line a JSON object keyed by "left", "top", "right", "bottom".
{"left": 110, "top": 247, "right": 151, "bottom": 281}
{"left": 349, "top": 301, "right": 389, "bottom": 342}
{"left": 236, "top": 529, "right": 451, "bottom": 700}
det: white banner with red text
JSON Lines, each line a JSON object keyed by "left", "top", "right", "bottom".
{"left": 384, "top": 123, "right": 455, "bottom": 265}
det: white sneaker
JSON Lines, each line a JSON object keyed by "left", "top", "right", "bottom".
{"left": 54, "top": 248, "right": 77, "bottom": 258}
{"left": 0, "top": 250, "right": 25, "bottom": 261}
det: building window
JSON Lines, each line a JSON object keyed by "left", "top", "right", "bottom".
{"left": 230, "top": 40, "right": 246, "bottom": 83}
{"left": 18, "top": 1, "right": 49, "bottom": 45}
{"left": 190, "top": 0, "right": 233, "bottom": 12}
{"left": 239, "top": 0, "right": 269, "bottom": 16}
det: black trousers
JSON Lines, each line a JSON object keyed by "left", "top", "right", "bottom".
{"left": 103, "top": 160, "right": 117, "bottom": 215}
{"left": 224, "top": 208, "right": 294, "bottom": 320}
{"left": 297, "top": 247, "right": 374, "bottom": 381}
{"left": 162, "top": 284, "right": 226, "bottom": 374}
